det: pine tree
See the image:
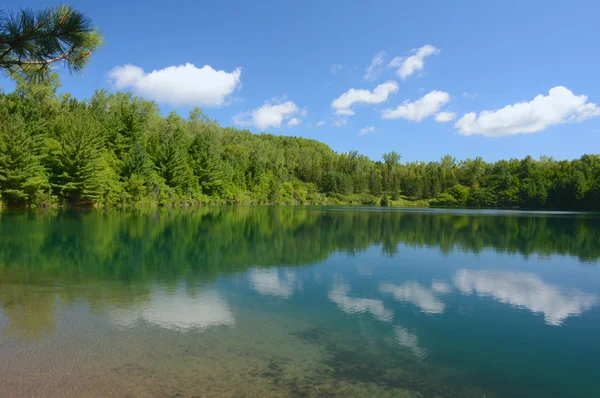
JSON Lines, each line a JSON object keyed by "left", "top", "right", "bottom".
{"left": 123, "top": 141, "right": 151, "bottom": 178}
{"left": 0, "top": 5, "right": 102, "bottom": 81}
{"left": 47, "top": 106, "right": 107, "bottom": 204}
{"left": 188, "top": 124, "right": 228, "bottom": 196}
{"left": 0, "top": 113, "right": 46, "bottom": 205}
{"left": 153, "top": 114, "right": 188, "bottom": 189}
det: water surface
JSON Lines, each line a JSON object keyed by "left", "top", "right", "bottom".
{"left": 1, "top": 207, "right": 599, "bottom": 397}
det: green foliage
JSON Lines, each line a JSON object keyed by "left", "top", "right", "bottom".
{"left": 47, "top": 105, "right": 109, "bottom": 204}
{"left": 380, "top": 194, "right": 390, "bottom": 207}
{"left": 0, "top": 113, "right": 46, "bottom": 205}
{"left": 0, "top": 5, "right": 103, "bottom": 81}
{"left": 467, "top": 188, "right": 497, "bottom": 208}
{"left": 188, "top": 118, "right": 228, "bottom": 197}
{"left": 0, "top": 76, "right": 599, "bottom": 210}
{"left": 429, "top": 193, "right": 458, "bottom": 207}
{"left": 150, "top": 113, "right": 190, "bottom": 190}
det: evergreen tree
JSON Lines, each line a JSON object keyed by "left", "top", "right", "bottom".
{"left": 153, "top": 114, "right": 189, "bottom": 189}
{"left": 123, "top": 141, "right": 151, "bottom": 179}
{"left": 0, "top": 5, "right": 102, "bottom": 80}
{"left": 188, "top": 112, "right": 228, "bottom": 196}
{"left": 0, "top": 113, "right": 46, "bottom": 205}
{"left": 47, "top": 106, "right": 108, "bottom": 204}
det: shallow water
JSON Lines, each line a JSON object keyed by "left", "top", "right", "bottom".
{"left": 0, "top": 207, "right": 599, "bottom": 397}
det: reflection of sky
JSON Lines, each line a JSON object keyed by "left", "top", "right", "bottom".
{"left": 248, "top": 268, "right": 296, "bottom": 298}
{"left": 329, "top": 283, "right": 394, "bottom": 322}
{"left": 110, "top": 288, "right": 234, "bottom": 331}
{"left": 379, "top": 281, "right": 445, "bottom": 314}
{"left": 454, "top": 269, "right": 597, "bottom": 326}
{"left": 431, "top": 280, "right": 452, "bottom": 294}
{"left": 394, "top": 326, "right": 428, "bottom": 359}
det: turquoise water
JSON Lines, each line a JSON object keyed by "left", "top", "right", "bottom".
{"left": 0, "top": 207, "right": 599, "bottom": 397}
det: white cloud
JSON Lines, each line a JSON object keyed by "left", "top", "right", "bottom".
{"left": 455, "top": 86, "right": 600, "bottom": 137}
{"left": 435, "top": 111, "right": 456, "bottom": 123}
{"left": 108, "top": 63, "right": 241, "bottom": 107}
{"left": 358, "top": 126, "right": 376, "bottom": 136}
{"left": 331, "top": 64, "right": 343, "bottom": 74}
{"left": 453, "top": 269, "right": 597, "bottom": 326}
{"left": 388, "top": 45, "right": 439, "bottom": 79}
{"left": 463, "top": 92, "right": 478, "bottom": 100}
{"left": 110, "top": 288, "right": 234, "bottom": 331}
{"left": 287, "top": 118, "right": 301, "bottom": 128}
{"left": 332, "top": 81, "right": 399, "bottom": 116}
{"left": 379, "top": 281, "right": 445, "bottom": 315}
{"left": 364, "top": 51, "right": 386, "bottom": 81}
{"left": 382, "top": 90, "right": 450, "bottom": 121}
{"left": 316, "top": 120, "right": 326, "bottom": 127}
{"left": 248, "top": 268, "right": 297, "bottom": 298}
{"left": 336, "top": 108, "right": 356, "bottom": 116}
{"left": 329, "top": 283, "right": 394, "bottom": 322}
{"left": 332, "top": 117, "right": 348, "bottom": 127}
{"left": 234, "top": 100, "right": 304, "bottom": 130}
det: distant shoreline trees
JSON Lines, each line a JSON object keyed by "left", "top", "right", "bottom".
{"left": 1, "top": 75, "right": 599, "bottom": 210}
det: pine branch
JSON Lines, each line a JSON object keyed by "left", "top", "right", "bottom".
{"left": 0, "top": 5, "right": 102, "bottom": 79}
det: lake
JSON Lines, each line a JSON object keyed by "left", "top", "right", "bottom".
{"left": 0, "top": 207, "right": 599, "bottom": 397}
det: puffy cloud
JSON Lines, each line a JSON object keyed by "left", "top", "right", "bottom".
{"left": 455, "top": 86, "right": 600, "bottom": 137}
{"left": 358, "top": 126, "right": 376, "bottom": 136}
{"left": 332, "top": 81, "right": 399, "bottom": 116}
{"left": 248, "top": 268, "right": 297, "bottom": 298}
{"left": 379, "top": 281, "right": 445, "bottom": 315}
{"left": 329, "top": 283, "right": 394, "bottom": 322}
{"left": 108, "top": 63, "right": 241, "bottom": 107}
{"left": 388, "top": 45, "right": 439, "bottom": 79}
{"left": 287, "top": 118, "right": 301, "bottom": 127}
{"left": 435, "top": 111, "right": 456, "bottom": 123}
{"left": 234, "top": 100, "right": 304, "bottom": 130}
{"left": 316, "top": 120, "right": 326, "bottom": 127}
{"left": 364, "top": 51, "right": 386, "bottom": 81}
{"left": 453, "top": 269, "right": 597, "bottom": 326}
{"left": 382, "top": 90, "right": 450, "bottom": 121}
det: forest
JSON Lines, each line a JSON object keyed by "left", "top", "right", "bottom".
{"left": 1, "top": 74, "right": 599, "bottom": 210}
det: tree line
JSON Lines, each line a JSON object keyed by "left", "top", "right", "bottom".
{"left": 0, "top": 74, "right": 599, "bottom": 209}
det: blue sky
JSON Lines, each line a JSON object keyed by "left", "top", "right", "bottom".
{"left": 1, "top": 0, "right": 599, "bottom": 162}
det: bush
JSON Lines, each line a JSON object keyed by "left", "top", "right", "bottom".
{"left": 467, "top": 188, "right": 497, "bottom": 208}
{"left": 380, "top": 194, "right": 390, "bottom": 207}
{"left": 430, "top": 193, "right": 459, "bottom": 207}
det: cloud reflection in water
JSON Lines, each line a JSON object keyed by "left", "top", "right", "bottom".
{"left": 248, "top": 268, "right": 297, "bottom": 298}
{"left": 453, "top": 269, "right": 597, "bottom": 326}
{"left": 379, "top": 281, "right": 445, "bottom": 315}
{"left": 329, "top": 283, "right": 394, "bottom": 322}
{"left": 110, "top": 288, "right": 235, "bottom": 331}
